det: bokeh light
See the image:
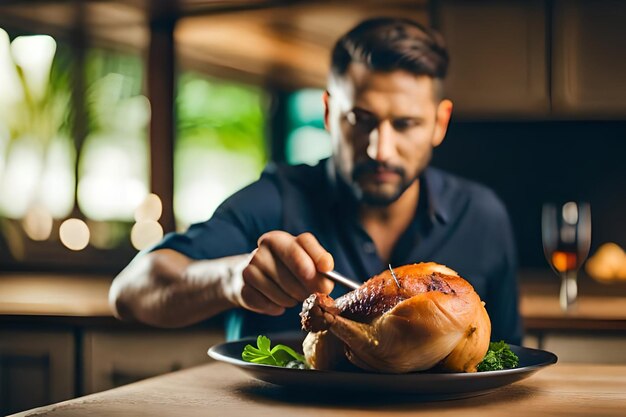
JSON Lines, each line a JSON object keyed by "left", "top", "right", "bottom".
{"left": 131, "top": 220, "right": 163, "bottom": 250}
{"left": 134, "top": 193, "right": 162, "bottom": 222}
{"left": 22, "top": 205, "right": 53, "bottom": 241}
{"left": 586, "top": 242, "right": 626, "bottom": 282}
{"left": 10, "top": 34, "right": 57, "bottom": 101}
{"left": 0, "top": 28, "right": 24, "bottom": 107}
{"left": 78, "top": 138, "right": 148, "bottom": 221}
{"left": 0, "top": 138, "right": 43, "bottom": 218}
{"left": 286, "top": 126, "right": 332, "bottom": 166}
{"left": 39, "top": 135, "right": 76, "bottom": 219}
{"left": 59, "top": 218, "right": 90, "bottom": 251}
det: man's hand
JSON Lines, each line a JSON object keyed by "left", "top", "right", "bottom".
{"left": 235, "top": 231, "right": 335, "bottom": 316}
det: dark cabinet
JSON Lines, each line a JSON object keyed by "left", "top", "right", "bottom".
{"left": 438, "top": 0, "right": 626, "bottom": 118}
{"left": 440, "top": 0, "right": 549, "bottom": 117}
{"left": 0, "top": 330, "right": 74, "bottom": 415}
{"left": 552, "top": 0, "right": 626, "bottom": 116}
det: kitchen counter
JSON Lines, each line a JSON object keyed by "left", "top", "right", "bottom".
{"left": 11, "top": 361, "right": 626, "bottom": 417}
{"left": 0, "top": 273, "right": 141, "bottom": 328}
{"left": 3, "top": 272, "right": 626, "bottom": 332}
{"left": 0, "top": 274, "right": 112, "bottom": 317}
{"left": 519, "top": 270, "right": 626, "bottom": 332}
{"left": 0, "top": 273, "right": 223, "bottom": 329}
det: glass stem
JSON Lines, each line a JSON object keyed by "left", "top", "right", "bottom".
{"left": 559, "top": 270, "right": 578, "bottom": 312}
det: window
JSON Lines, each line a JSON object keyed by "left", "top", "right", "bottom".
{"left": 0, "top": 26, "right": 271, "bottom": 270}
{"left": 0, "top": 27, "right": 147, "bottom": 270}
{"left": 175, "top": 72, "right": 268, "bottom": 229}
{"left": 79, "top": 49, "right": 149, "bottom": 223}
{"left": 0, "top": 30, "right": 73, "bottom": 224}
{"left": 284, "top": 88, "right": 332, "bottom": 166}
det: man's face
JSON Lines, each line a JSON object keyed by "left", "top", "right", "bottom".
{"left": 325, "top": 64, "right": 452, "bottom": 206}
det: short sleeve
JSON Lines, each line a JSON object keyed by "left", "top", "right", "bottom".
{"left": 150, "top": 170, "right": 283, "bottom": 260}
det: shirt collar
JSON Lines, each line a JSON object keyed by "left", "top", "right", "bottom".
{"left": 421, "top": 167, "right": 449, "bottom": 225}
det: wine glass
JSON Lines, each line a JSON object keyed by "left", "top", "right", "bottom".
{"left": 541, "top": 201, "right": 592, "bottom": 312}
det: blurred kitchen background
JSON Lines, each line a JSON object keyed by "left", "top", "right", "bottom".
{"left": 1, "top": 0, "right": 625, "bottom": 414}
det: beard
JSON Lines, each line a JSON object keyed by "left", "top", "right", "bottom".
{"left": 350, "top": 159, "right": 419, "bottom": 207}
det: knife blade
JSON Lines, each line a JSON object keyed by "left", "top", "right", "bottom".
{"left": 321, "top": 270, "right": 361, "bottom": 290}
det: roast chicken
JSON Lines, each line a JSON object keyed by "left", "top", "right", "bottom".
{"left": 300, "top": 262, "right": 491, "bottom": 373}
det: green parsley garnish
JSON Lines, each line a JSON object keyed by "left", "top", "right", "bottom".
{"left": 477, "top": 340, "right": 520, "bottom": 372}
{"left": 242, "top": 335, "right": 308, "bottom": 369}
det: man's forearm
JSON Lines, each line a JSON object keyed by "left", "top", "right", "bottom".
{"left": 109, "top": 249, "right": 250, "bottom": 328}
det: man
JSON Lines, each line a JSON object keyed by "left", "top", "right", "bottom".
{"left": 110, "top": 17, "right": 522, "bottom": 345}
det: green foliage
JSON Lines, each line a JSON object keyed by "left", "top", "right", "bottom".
{"left": 242, "top": 335, "right": 308, "bottom": 368}
{"left": 84, "top": 50, "right": 146, "bottom": 135}
{"left": 46, "top": 42, "right": 73, "bottom": 137}
{"left": 4, "top": 39, "right": 72, "bottom": 150}
{"left": 477, "top": 341, "right": 520, "bottom": 372}
{"left": 176, "top": 72, "right": 267, "bottom": 158}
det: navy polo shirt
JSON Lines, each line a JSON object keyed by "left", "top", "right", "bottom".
{"left": 152, "top": 158, "right": 522, "bottom": 345}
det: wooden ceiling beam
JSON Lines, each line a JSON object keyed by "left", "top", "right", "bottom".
{"left": 0, "top": 0, "right": 430, "bottom": 89}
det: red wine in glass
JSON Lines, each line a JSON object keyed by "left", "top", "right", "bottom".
{"left": 542, "top": 202, "right": 591, "bottom": 311}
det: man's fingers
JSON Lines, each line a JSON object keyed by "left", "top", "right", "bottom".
{"left": 296, "top": 232, "right": 335, "bottom": 294}
{"left": 273, "top": 258, "right": 313, "bottom": 300}
{"left": 242, "top": 263, "right": 298, "bottom": 308}
{"left": 239, "top": 279, "right": 286, "bottom": 316}
{"left": 260, "top": 232, "right": 317, "bottom": 281}
{"left": 312, "top": 275, "right": 335, "bottom": 294}
{"left": 257, "top": 231, "right": 336, "bottom": 295}
{"left": 296, "top": 232, "right": 334, "bottom": 272}
{"left": 253, "top": 247, "right": 311, "bottom": 301}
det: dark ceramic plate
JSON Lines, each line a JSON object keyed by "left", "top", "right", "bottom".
{"left": 208, "top": 333, "right": 557, "bottom": 400}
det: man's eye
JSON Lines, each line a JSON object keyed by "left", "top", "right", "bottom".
{"left": 347, "top": 111, "right": 377, "bottom": 130}
{"left": 392, "top": 119, "right": 417, "bottom": 131}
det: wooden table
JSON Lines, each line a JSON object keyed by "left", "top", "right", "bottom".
{"left": 11, "top": 361, "right": 626, "bottom": 417}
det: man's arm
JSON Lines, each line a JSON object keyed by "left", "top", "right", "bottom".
{"left": 109, "top": 249, "right": 249, "bottom": 327}
{"left": 109, "top": 232, "right": 335, "bottom": 328}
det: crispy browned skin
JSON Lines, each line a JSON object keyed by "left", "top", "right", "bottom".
{"left": 335, "top": 265, "right": 469, "bottom": 323}
{"left": 301, "top": 263, "right": 467, "bottom": 331}
{"left": 300, "top": 262, "right": 491, "bottom": 373}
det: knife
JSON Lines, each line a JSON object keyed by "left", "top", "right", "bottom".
{"left": 321, "top": 270, "right": 361, "bottom": 290}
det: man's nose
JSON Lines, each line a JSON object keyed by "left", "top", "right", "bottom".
{"left": 366, "top": 121, "right": 395, "bottom": 161}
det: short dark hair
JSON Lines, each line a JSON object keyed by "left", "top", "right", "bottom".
{"left": 330, "top": 17, "right": 449, "bottom": 92}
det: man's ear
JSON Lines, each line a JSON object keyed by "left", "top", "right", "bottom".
{"left": 323, "top": 90, "right": 331, "bottom": 131}
{"left": 432, "top": 99, "right": 453, "bottom": 148}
